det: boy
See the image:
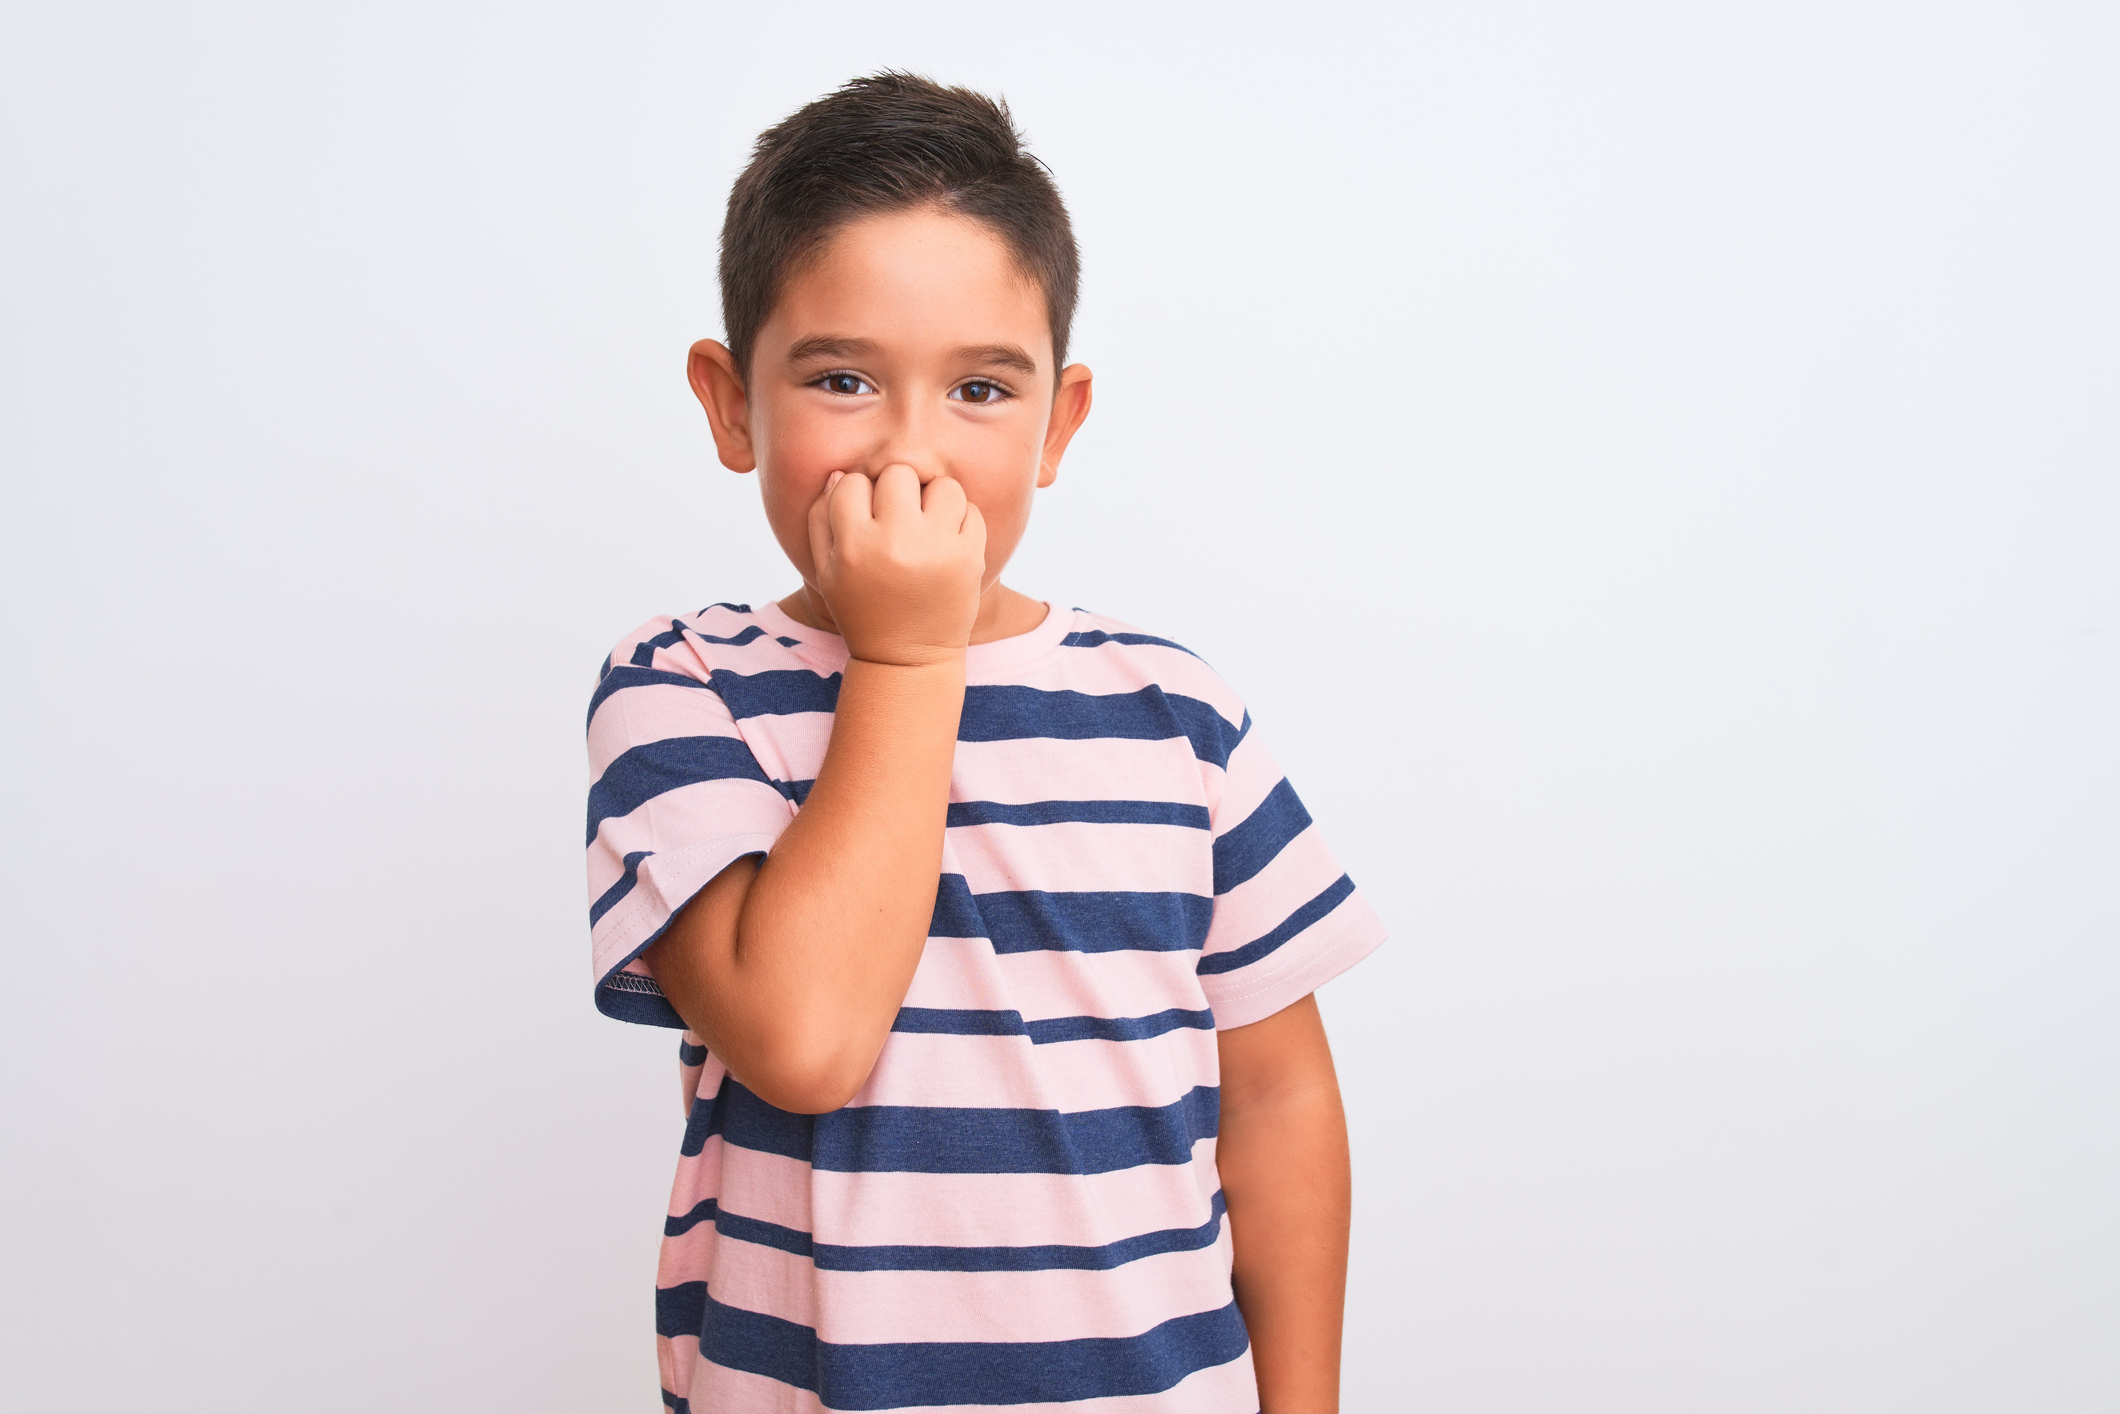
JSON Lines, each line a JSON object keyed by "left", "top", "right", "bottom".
{"left": 586, "top": 73, "right": 1384, "bottom": 1413}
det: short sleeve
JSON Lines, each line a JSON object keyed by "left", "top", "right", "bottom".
{"left": 584, "top": 624, "right": 794, "bottom": 1026}
{"left": 1198, "top": 715, "right": 1386, "bottom": 1030}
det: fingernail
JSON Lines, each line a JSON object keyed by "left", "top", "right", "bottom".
{"left": 827, "top": 471, "right": 844, "bottom": 490}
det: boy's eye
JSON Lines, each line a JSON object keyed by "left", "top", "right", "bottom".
{"left": 952, "top": 381, "right": 1007, "bottom": 404}
{"left": 816, "top": 372, "right": 874, "bottom": 396}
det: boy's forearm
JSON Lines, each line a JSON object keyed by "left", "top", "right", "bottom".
{"left": 654, "top": 653, "right": 964, "bottom": 1111}
{"left": 1219, "top": 997, "right": 1351, "bottom": 1414}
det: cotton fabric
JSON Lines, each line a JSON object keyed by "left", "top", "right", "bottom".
{"left": 586, "top": 599, "right": 1384, "bottom": 1412}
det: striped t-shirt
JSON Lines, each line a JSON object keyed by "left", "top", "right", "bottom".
{"left": 586, "top": 598, "right": 1385, "bottom": 1413}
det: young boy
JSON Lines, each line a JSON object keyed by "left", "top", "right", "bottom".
{"left": 585, "top": 73, "right": 1385, "bottom": 1413}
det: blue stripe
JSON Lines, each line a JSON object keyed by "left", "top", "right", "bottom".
{"left": 817, "top": 1190, "right": 1227, "bottom": 1273}
{"left": 585, "top": 735, "right": 772, "bottom": 846}
{"left": 658, "top": 1287, "right": 1247, "bottom": 1407}
{"left": 1212, "top": 778, "right": 1312, "bottom": 895}
{"left": 688, "top": 1078, "right": 1219, "bottom": 1173}
{"left": 658, "top": 1280, "right": 706, "bottom": 1338}
{"left": 711, "top": 668, "right": 843, "bottom": 719}
{"left": 630, "top": 622, "right": 691, "bottom": 666}
{"left": 678, "top": 1037, "right": 707, "bottom": 1067}
{"left": 946, "top": 798, "right": 1210, "bottom": 830}
{"left": 959, "top": 686, "right": 1249, "bottom": 767}
{"left": 629, "top": 618, "right": 767, "bottom": 668}
{"left": 585, "top": 664, "right": 712, "bottom": 730}
{"left": 694, "top": 624, "right": 766, "bottom": 647}
{"left": 1060, "top": 629, "right": 1199, "bottom": 657}
{"left": 675, "top": 1190, "right": 1228, "bottom": 1273}
{"left": 1197, "top": 874, "right": 1357, "bottom": 976}
{"left": 660, "top": 1388, "right": 685, "bottom": 1413}
{"left": 893, "top": 1006, "right": 1029, "bottom": 1037}
{"left": 976, "top": 888, "right": 1213, "bottom": 954}
{"left": 696, "top": 601, "right": 753, "bottom": 615}
{"left": 674, "top": 673, "right": 1245, "bottom": 765}
{"left": 928, "top": 877, "right": 1213, "bottom": 953}
{"left": 666, "top": 1200, "right": 818, "bottom": 1261}
{"left": 1026, "top": 1006, "right": 1214, "bottom": 1044}
{"left": 892, "top": 1006, "right": 1213, "bottom": 1044}
{"left": 588, "top": 849, "right": 653, "bottom": 926}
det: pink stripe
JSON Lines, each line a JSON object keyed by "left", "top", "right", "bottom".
{"left": 1200, "top": 823, "right": 1342, "bottom": 955}
{"left": 901, "top": 941, "right": 1210, "bottom": 1022}
{"left": 950, "top": 736, "right": 1213, "bottom": 810}
{"left": 807, "top": 1141, "right": 1220, "bottom": 1249}
{"left": 679, "top": 1139, "right": 814, "bottom": 1236}
{"left": 675, "top": 1134, "right": 1223, "bottom": 1252}
{"left": 586, "top": 682, "right": 741, "bottom": 773}
{"left": 748, "top": 1237, "right": 1235, "bottom": 1346}
{"left": 591, "top": 829, "right": 784, "bottom": 977}
{"left": 945, "top": 820, "right": 1211, "bottom": 896}
{"left": 729, "top": 712, "right": 831, "bottom": 794}
{"left": 852, "top": 1026, "right": 1218, "bottom": 1111}
{"left": 588, "top": 776, "right": 788, "bottom": 888}
{"left": 1205, "top": 899, "right": 1384, "bottom": 1030}
{"left": 1209, "top": 730, "right": 1287, "bottom": 834}
{"left": 673, "top": 1224, "right": 820, "bottom": 1329}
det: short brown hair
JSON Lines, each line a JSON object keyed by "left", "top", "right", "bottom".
{"left": 719, "top": 72, "right": 1080, "bottom": 382}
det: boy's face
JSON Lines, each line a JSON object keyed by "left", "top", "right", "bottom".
{"left": 689, "top": 207, "right": 1093, "bottom": 605}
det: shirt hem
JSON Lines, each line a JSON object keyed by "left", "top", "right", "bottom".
{"left": 1203, "top": 897, "right": 1387, "bottom": 1031}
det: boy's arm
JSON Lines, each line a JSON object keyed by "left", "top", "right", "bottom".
{"left": 1218, "top": 993, "right": 1352, "bottom": 1414}
{"left": 645, "top": 465, "right": 984, "bottom": 1114}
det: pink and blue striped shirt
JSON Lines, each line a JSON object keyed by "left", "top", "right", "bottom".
{"left": 586, "top": 599, "right": 1384, "bottom": 1412}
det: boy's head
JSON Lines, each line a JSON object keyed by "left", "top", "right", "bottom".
{"left": 717, "top": 72, "right": 1079, "bottom": 383}
{"left": 689, "top": 74, "right": 1094, "bottom": 607}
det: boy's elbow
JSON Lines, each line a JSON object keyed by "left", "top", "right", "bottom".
{"left": 735, "top": 1042, "right": 875, "bottom": 1116}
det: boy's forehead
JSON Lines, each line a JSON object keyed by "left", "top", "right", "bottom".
{"left": 765, "top": 209, "right": 1050, "bottom": 365}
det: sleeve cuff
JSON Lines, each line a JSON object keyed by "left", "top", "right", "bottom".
{"left": 590, "top": 830, "right": 781, "bottom": 1028}
{"left": 1203, "top": 892, "right": 1387, "bottom": 1031}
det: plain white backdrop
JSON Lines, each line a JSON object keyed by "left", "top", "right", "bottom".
{"left": 3, "top": 3, "right": 2115, "bottom": 1409}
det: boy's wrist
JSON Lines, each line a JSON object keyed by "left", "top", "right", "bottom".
{"left": 846, "top": 647, "right": 967, "bottom": 673}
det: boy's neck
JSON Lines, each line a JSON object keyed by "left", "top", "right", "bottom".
{"left": 777, "top": 580, "right": 1049, "bottom": 648}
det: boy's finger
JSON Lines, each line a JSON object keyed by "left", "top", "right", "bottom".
{"left": 828, "top": 469, "right": 875, "bottom": 541}
{"left": 871, "top": 463, "right": 923, "bottom": 522}
{"left": 806, "top": 489, "right": 834, "bottom": 570}
{"left": 959, "top": 498, "right": 987, "bottom": 547}
{"left": 920, "top": 473, "right": 966, "bottom": 523}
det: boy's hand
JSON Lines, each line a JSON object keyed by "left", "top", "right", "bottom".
{"left": 807, "top": 464, "right": 986, "bottom": 667}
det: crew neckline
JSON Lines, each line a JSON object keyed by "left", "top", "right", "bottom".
{"left": 751, "top": 597, "right": 1076, "bottom": 682}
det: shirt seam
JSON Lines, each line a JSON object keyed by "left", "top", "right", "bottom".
{"left": 1202, "top": 906, "right": 1384, "bottom": 1008}
{"left": 592, "top": 829, "right": 782, "bottom": 975}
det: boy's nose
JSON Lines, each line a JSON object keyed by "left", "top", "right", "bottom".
{"left": 860, "top": 401, "right": 944, "bottom": 483}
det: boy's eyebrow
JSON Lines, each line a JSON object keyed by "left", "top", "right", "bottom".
{"left": 955, "top": 343, "right": 1040, "bottom": 376}
{"left": 782, "top": 335, "right": 1039, "bottom": 378}
{"left": 784, "top": 335, "right": 880, "bottom": 365}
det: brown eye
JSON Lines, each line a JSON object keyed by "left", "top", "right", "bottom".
{"left": 957, "top": 381, "right": 999, "bottom": 404}
{"left": 822, "top": 373, "right": 868, "bottom": 396}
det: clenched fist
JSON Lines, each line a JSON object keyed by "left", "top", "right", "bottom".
{"left": 806, "top": 464, "right": 987, "bottom": 667}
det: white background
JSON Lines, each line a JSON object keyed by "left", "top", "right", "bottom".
{"left": 4, "top": 3, "right": 2115, "bottom": 1409}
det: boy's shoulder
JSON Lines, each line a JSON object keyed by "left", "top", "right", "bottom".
{"left": 597, "top": 602, "right": 796, "bottom": 681}
{"left": 1053, "top": 608, "right": 1247, "bottom": 730}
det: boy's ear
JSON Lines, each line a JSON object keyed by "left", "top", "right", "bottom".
{"left": 1038, "top": 364, "right": 1094, "bottom": 489}
{"left": 688, "top": 339, "right": 756, "bottom": 473}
